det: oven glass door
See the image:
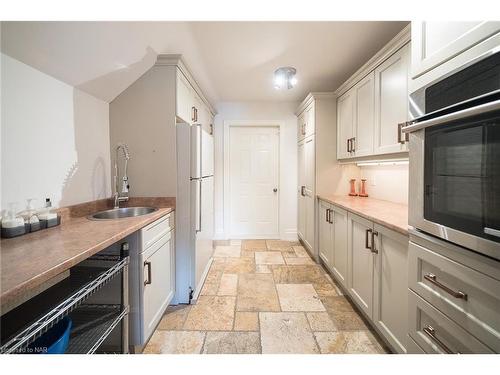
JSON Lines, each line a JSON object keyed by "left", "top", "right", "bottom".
{"left": 424, "top": 111, "right": 500, "bottom": 244}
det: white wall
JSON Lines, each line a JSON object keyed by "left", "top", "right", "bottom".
{"left": 214, "top": 101, "right": 298, "bottom": 240}
{"left": 1, "top": 54, "right": 111, "bottom": 212}
{"left": 359, "top": 164, "right": 409, "bottom": 204}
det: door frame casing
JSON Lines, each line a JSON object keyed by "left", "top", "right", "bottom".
{"left": 223, "top": 120, "right": 284, "bottom": 239}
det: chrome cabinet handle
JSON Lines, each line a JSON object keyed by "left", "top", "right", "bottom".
{"left": 397, "top": 123, "right": 404, "bottom": 144}
{"left": 365, "top": 228, "right": 373, "bottom": 250}
{"left": 347, "top": 138, "right": 350, "bottom": 153}
{"left": 371, "top": 230, "right": 378, "bottom": 254}
{"left": 423, "top": 325, "right": 456, "bottom": 354}
{"left": 484, "top": 227, "right": 500, "bottom": 238}
{"left": 423, "top": 273, "right": 467, "bottom": 300}
{"left": 144, "top": 261, "right": 152, "bottom": 286}
{"left": 301, "top": 186, "right": 306, "bottom": 196}
{"left": 351, "top": 137, "right": 356, "bottom": 152}
{"left": 191, "top": 106, "right": 196, "bottom": 122}
{"left": 328, "top": 209, "right": 333, "bottom": 224}
{"left": 325, "top": 208, "right": 329, "bottom": 223}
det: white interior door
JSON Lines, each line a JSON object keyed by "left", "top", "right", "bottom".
{"left": 229, "top": 126, "right": 279, "bottom": 238}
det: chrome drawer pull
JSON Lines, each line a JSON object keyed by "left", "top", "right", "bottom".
{"left": 424, "top": 273, "right": 467, "bottom": 300}
{"left": 423, "top": 325, "right": 456, "bottom": 354}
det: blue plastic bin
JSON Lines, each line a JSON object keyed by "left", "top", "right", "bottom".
{"left": 28, "top": 317, "right": 72, "bottom": 354}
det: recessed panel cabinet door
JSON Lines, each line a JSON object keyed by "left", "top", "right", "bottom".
{"left": 411, "top": 21, "right": 500, "bottom": 78}
{"left": 331, "top": 206, "right": 348, "bottom": 289}
{"left": 373, "top": 224, "right": 409, "bottom": 353}
{"left": 176, "top": 71, "right": 193, "bottom": 124}
{"left": 337, "top": 90, "right": 354, "bottom": 159}
{"left": 305, "top": 103, "right": 315, "bottom": 138}
{"left": 319, "top": 201, "right": 332, "bottom": 266}
{"left": 143, "top": 235, "right": 172, "bottom": 341}
{"left": 304, "top": 136, "right": 315, "bottom": 250}
{"left": 347, "top": 212, "right": 374, "bottom": 318}
{"left": 297, "top": 140, "right": 306, "bottom": 241}
{"left": 374, "top": 44, "right": 410, "bottom": 155}
{"left": 353, "top": 71, "right": 375, "bottom": 157}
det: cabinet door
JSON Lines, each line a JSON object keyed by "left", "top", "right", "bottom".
{"left": 352, "top": 71, "right": 375, "bottom": 157}
{"left": 374, "top": 44, "right": 410, "bottom": 155}
{"left": 305, "top": 103, "right": 315, "bottom": 138}
{"left": 318, "top": 200, "right": 333, "bottom": 266}
{"left": 297, "top": 141, "right": 306, "bottom": 241}
{"left": 337, "top": 90, "right": 354, "bottom": 159}
{"left": 304, "top": 136, "right": 315, "bottom": 191}
{"left": 411, "top": 21, "right": 500, "bottom": 78}
{"left": 347, "top": 213, "right": 374, "bottom": 318}
{"left": 303, "top": 136, "right": 315, "bottom": 250}
{"left": 143, "top": 234, "right": 172, "bottom": 340}
{"left": 176, "top": 71, "right": 193, "bottom": 124}
{"left": 297, "top": 112, "right": 306, "bottom": 141}
{"left": 373, "top": 224, "right": 409, "bottom": 353}
{"left": 304, "top": 193, "right": 315, "bottom": 252}
{"left": 331, "top": 206, "right": 348, "bottom": 289}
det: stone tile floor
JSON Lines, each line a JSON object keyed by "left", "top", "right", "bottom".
{"left": 143, "top": 239, "right": 389, "bottom": 354}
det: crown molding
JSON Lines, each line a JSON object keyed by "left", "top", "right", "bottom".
{"left": 155, "top": 54, "right": 217, "bottom": 116}
{"left": 295, "top": 92, "right": 335, "bottom": 115}
{"left": 334, "top": 24, "right": 411, "bottom": 98}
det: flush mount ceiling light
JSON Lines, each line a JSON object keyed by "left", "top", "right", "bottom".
{"left": 273, "top": 67, "right": 297, "bottom": 90}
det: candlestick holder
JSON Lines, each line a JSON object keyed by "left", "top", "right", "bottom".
{"left": 349, "top": 179, "right": 358, "bottom": 196}
{"left": 359, "top": 179, "right": 368, "bottom": 197}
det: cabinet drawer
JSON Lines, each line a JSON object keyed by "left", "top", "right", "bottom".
{"left": 406, "top": 335, "right": 425, "bottom": 354}
{"left": 141, "top": 214, "right": 173, "bottom": 250}
{"left": 409, "top": 241, "right": 500, "bottom": 352}
{"left": 409, "top": 290, "right": 493, "bottom": 353}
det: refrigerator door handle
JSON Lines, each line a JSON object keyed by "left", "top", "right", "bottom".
{"left": 196, "top": 179, "right": 202, "bottom": 233}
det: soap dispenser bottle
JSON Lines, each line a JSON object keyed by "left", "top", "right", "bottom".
{"left": 20, "top": 198, "right": 41, "bottom": 232}
{"left": 1, "top": 202, "right": 27, "bottom": 238}
{"left": 38, "top": 198, "right": 60, "bottom": 228}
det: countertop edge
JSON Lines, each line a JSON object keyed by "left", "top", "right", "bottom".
{"left": 0, "top": 208, "right": 173, "bottom": 310}
{"left": 317, "top": 195, "right": 409, "bottom": 236}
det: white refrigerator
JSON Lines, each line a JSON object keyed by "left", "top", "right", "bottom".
{"left": 175, "top": 123, "right": 214, "bottom": 304}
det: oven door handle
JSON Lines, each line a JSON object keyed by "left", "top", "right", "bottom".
{"left": 402, "top": 98, "right": 500, "bottom": 133}
{"left": 484, "top": 227, "right": 500, "bottom": 238}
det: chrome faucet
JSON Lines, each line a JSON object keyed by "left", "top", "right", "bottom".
{"left": 114, "top": 143, "right": 130, "bottom": 208}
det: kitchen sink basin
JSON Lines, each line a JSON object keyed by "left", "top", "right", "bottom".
{"left": 88, "top": 206, "right": 158, "bottom": 220}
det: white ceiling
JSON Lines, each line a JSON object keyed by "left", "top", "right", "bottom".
{"left": 1, "top": 21, "right": 408, "bottom": 105}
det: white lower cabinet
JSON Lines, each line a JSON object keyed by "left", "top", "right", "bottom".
{"left": 130, "top": 213, "right": 175, "bottom": 350}
{"left": 297, "top": 135, "right": 315, "bottom": 252}
{"left": 409, "top": 290, "right": 493, "bottom": 354}
{"left": 318, "top": 200, "right": 333, "bottom": 266}
{"left": 331, "top": 206, "right": 348, "bottom": 289}
{"left": 347, "top": 213, "right": 375, "bottom": 318}
{"left": 143, "top": 232, "right": 173, "bottom": 339}
{"left": 319, "top": 199, "right": 409, "bottom": 353}
{"left": 373, "top": 224, "right": 409, "bottom": 353}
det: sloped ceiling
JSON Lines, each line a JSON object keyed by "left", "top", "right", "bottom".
{"left": 1, "top": 21, "right": 408, "bottom": 104}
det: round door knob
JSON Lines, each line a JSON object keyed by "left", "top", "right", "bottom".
{"left": 273, "top": 188, "right": 278, "bottom": 193}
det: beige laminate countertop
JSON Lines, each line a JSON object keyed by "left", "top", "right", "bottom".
{"left": 0, "top": 207, "right": 173, "bottom": 310}
{"left": 317, "top": 195, "right": 409, "bottom": 235}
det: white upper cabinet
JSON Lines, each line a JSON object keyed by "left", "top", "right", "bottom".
{"left": 304, "top": 103, "right": 315, "bottom": 138}
{"left": 411, "top": 21, "right": 500, "bottom": 79}
{"left": 336, "top": 89, "right": 355, "bottom": 159}
{"left": 297, "top": 111, "right": 306, "bottom": 141}
{"left": 337, "top": 71, "right": 375, "bottom": 159}
{"left": 374, "top": 44, "right": 410, "bottom": 155}
{"left": 336, "top": 25, "right": 411, "bottom": 160}
{"left": 352, "top": 71, "right": 375, "bottom": 157}
{"left": 176, "top": 70, "right": 193, "bottom": 123}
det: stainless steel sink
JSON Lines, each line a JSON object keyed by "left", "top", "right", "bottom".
{"left": 89, "top": 206, "right": 158, "bottom": 220}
